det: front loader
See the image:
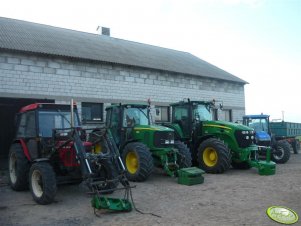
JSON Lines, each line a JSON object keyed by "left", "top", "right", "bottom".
{"left": 163, "top": 99, "right": 275, "bottom": 176}
{"left": 8, "top": 102, "right": 132, "bottom": 211}
{"left": 91, "top": 103, "right": 204, "bottom": 185}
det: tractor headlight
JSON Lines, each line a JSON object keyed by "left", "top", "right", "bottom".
{"left": 246, "top": 136, "right": 249, "bottom": 140}
{"left": 242, "top": 130, "right": 249, "bottom": 134}
{"left": 164, "top": 140, "right": 174, "bottom": 144}
{"left": 251, "top": 136, "right": 254, "bottom": 140}
{"left": 170, "top": 140, "right": 174, "bottom": 144}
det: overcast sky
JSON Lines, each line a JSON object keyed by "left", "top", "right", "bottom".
{"left": 1, "top": 0, "right": 300, "bottom": 122}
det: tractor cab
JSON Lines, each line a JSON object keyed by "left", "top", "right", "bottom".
{"left": 171, "top": 100, "right": 214, "bottom": 139}
{"left": 243, "top": 114, "right": 271, "bottom": 146}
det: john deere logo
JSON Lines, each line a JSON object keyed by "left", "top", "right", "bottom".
{"left": 267, "top": 206, "right": 298, "bottom": 224}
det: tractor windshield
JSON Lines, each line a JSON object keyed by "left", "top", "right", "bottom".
{"left": 38, "top": 110, "right": 79, "bottom": 137}
{"left": 246, "top": 118, "right": 268, "bottom": 132}
{"left": 193, "top": 104, "right": 212, "bottom": 121}
{"left": 123, "top": 107, "right": 149, "bottom": 127}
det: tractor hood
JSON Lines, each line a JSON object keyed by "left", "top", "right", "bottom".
{"left": 203, "top": 120, "right": 254, "bottom": 131}
{"left": 255, "top": 131, "right": 271, "bottom": 141}
{"left": 133, "top": 124, "right": 174, "bottom": 132}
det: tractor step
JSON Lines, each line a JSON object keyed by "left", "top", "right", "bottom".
{"left": 177, "top": 167, "right": 205, "bottom": 186}
{"left": 91, "top": 195, "right": 132, "bottom": 212}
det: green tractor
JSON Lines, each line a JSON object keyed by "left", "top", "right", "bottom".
{"left": 91, "top": 103, "right": 195, "bottom": 182}
{"left": 163, "top": 99, "right": 275, "bottom": 175}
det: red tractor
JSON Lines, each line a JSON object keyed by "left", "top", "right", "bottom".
{"left": 8, "top": 103, "right": 129, "bottom": 206}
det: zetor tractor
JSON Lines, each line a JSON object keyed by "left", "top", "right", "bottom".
{"left": 92, "top": 103, "right": 194, "bottom": 182}
{"left": 243, "top": 114, "right": 290, "bottom": 164}
{"left": 164, "top": 99, "right": 275, "bottom": 175}
{"left": 8, "top": 103, "right": 131, "bottom": 210}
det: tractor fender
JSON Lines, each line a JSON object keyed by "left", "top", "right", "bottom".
{"left": 32, "top": 158, "right": 50, "bottom": 163}
{"left": 120, "top": 139, "right": 140, "bottom": 152}
{"left": 193, "top": 135, "right": 215, "bottom": 157}
{"left": 14, "top": 139, "right": 31, "bottom": 161}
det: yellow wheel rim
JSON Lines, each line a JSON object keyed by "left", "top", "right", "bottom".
{"left": 203, "top": 147, "right": 218, "bottom": 167}
{"left": 126, "top": 151, "right": 138, "bottom": 174}
{"left": 94, "top": 143, "right": 102, "bottom": 154}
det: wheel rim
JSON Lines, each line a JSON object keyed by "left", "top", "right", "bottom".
{"left": 203, "top": 147, "right": 218, "bottom": 167}
{"left": 9, "top": 152, "right": 17, "bottom": 184}
{"left": 273, "top": 147, "right": 284, "bottom": 160}
{"left": 31, "top": 170, "right": 43, "bottom": 198}
{"left": 94, "top": 143, "right": 102, "bottom": 154}
{"left": 126, "top": 151, "right": 138, "bottom": 174}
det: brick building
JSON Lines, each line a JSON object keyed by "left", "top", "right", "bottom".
{"left": 0, "top": 17, "right": 247, "bottom": 158}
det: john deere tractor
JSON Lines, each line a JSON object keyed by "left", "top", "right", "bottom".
{"left": 163, "top": 99, "right": 275, "bottom": 175}
{"left": 91, "top": 103, "right": 193, "bottom": 182}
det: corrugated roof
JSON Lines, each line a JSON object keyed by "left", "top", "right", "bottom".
{"left": 0, "top": 17, "right": 246, "bottom": 84}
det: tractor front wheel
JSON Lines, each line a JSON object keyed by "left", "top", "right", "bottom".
{"left": 29, "top": 162, "right": 57, "bottom": 205}
{"left": 174, "top": 141, "right": 192, "bottom": 168}
{"left": 198, "top": 138, "right": 231, "bottom": 174}
{"left": 122, "top": 142, "right": 154, "bottom": 182}
{"left": 272, "top": 141, "right": 291, "bottom": 164}
{"left": 8, "top": 143, "right": 30, "bottom": 191}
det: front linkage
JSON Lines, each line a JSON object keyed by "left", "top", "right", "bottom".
{"left": 248, "top": 145, "right": 276, "bottom": 175}
{"left": 71, "top": 128, "right": 133, "bottom": 212}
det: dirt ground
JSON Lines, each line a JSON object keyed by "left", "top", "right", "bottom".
{"left": 1, "top": 154, "right": 301, "bottom": 226}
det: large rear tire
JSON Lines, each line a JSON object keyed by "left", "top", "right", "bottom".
{"left": 29, "top": 162, "right": 57, "bottom": 205}
{"left": 198, "top": 138, "right": 231, "bottom": 174}
{"left": 272, "top": 141, "right": 290, "bottom": 164}
{"left": 8, "top": 143, "right": 30, "bottom": 191}
{"left": 174, "top": 141, "right": 192, "bottom": 168}
{"left": 95, "top": 158, "right": 119, "bottom": 194}
{"left": 122, "top": 142, "right": 154, "bottom": 182}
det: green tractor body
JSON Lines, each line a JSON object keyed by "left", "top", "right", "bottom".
{"left": 96, "top": 103, "right": 203, "bottom": 183}
{"left": 164, "top": 100, "right": 275, "bottom": 175}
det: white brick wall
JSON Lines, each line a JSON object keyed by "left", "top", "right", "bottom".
{"left": 0, "top": 51, "right": 246, "bottom": 122}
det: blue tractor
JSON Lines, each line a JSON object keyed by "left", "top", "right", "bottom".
{"left": 243, "top": 114, "right": 290, "bottom": 164}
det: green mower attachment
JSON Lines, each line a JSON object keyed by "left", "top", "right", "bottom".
{"left": 91, "top": 196, "right": 132, "bottom": 212}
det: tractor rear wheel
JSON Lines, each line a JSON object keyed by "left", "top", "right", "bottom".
{"left": 122, "top": 142, "right": 154, "bottom": 182}
{"left": 29, "top": 162, "right": 57, "bottom": 205}
{"left": 272, "top": 141, "right": 290, "bottom": 164}
{"left": 198, "top": 138, "right": 231, "bottom": 174}
{"left": 174, "top": 141, "right": 192, "bottom": 168}
{"left": 8, "top": 143, "right": 30, "bottom": 191}
{"left": 231, "top": 161, "right": 251, "bottom": 169}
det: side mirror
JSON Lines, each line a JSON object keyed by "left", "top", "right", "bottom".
{"left": 219, "top": 103, "right": 223, "bottom": 110}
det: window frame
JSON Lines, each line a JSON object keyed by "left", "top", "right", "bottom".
{"left": 155, "top": 106, "right": 170, "bottom": 122}
{"left": 81, "top": 102, "right": 104, "bottom": 124}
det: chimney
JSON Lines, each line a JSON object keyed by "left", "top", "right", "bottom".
{"left": 97, "top": 26, "right": 110, "bottom": 36}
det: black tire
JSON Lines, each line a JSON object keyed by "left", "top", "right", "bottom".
{"left": 8, "top": 143, "right": 30, "bottom": 191}
{"left": 231, "top": 161, "right": 251, "bottom": 169}
{"left": 197, "top": 138, "right": 231, "bottom": 174}
{"left": 271, "top": 141, "right": 291, "bottom": 164}
{"left": 174, "top": 141, "right": 192, "bottom": 168}
{"left": 95, "top": 158, "right": 119, "bottom": 194}
{"left": 29, "top": 162, "right": 57, "bottom": 205}
{"left": 122, "top": 142, "right": 154, "bottom": 182}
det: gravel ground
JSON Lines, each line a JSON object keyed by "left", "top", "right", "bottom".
{"left": 1, "top": 154, "right": 301, "bottom": 226}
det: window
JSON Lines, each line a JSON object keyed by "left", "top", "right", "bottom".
{"left": 82, "top": 102, "right": 103, "bottom": 123}
{"left": 223, "top": 109, "right": 232, "bottom": 122}
{"left": 155, "top": 106, "right": 170, "bottom": 122}
{"left": 17, "top": 111, "right": 36, "bottom": 137}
